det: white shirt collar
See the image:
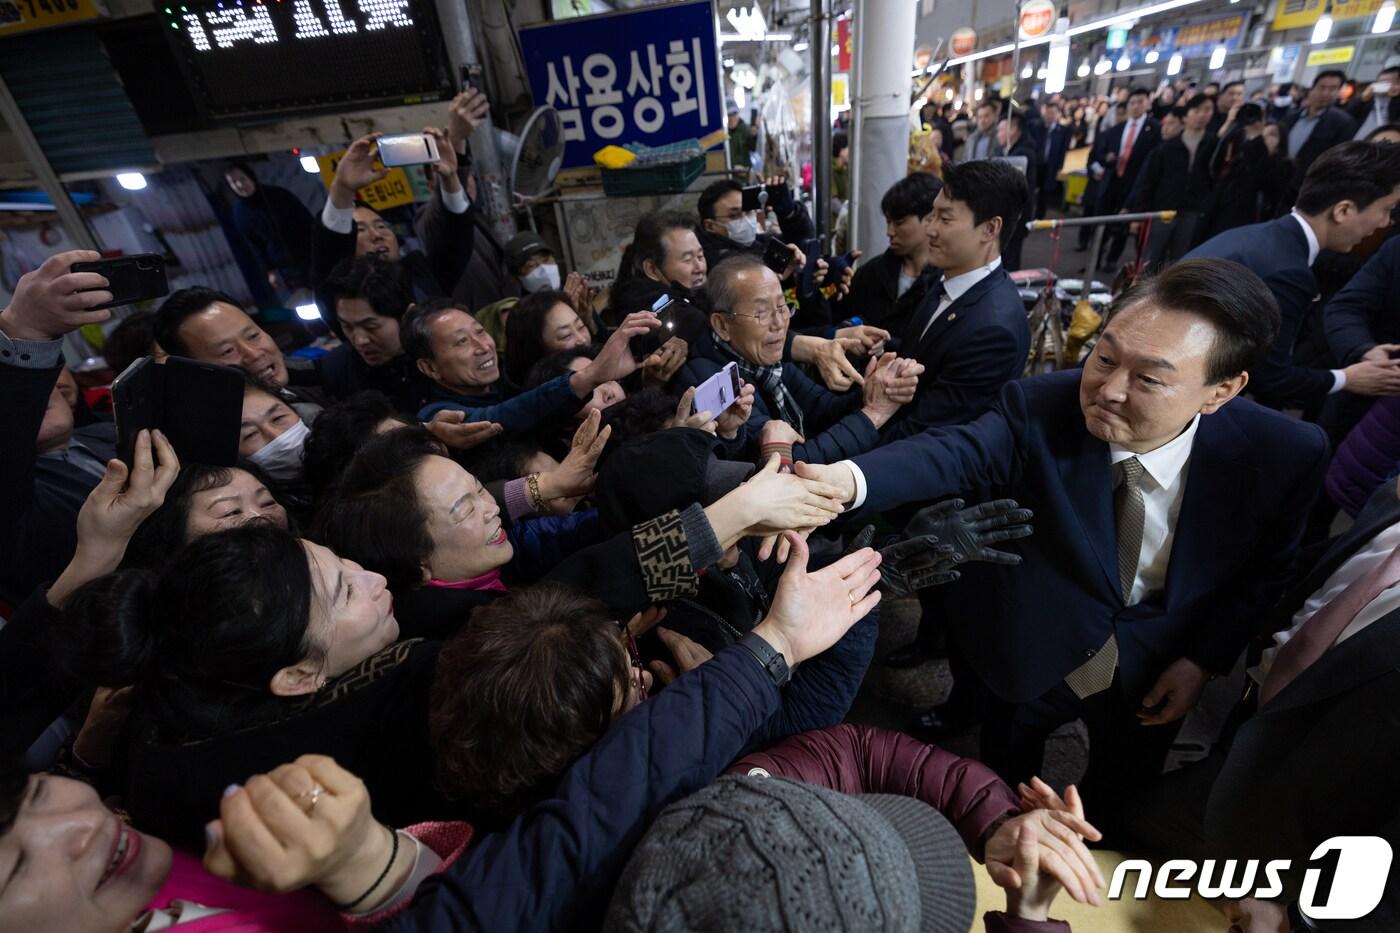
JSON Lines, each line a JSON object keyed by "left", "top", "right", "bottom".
{"left": 1290, "top": 210, "right": 1321, "bottom": 266}
{"left": 1109, "top": 414, "right": 1200, "bottom": 490}
{"left": 941, "top": 257, "right": 1002, "bottom": 303}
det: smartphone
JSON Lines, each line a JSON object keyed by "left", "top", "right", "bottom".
{"left": 460, "top": 64, "right": 483, "bottom": 93}
{"left": 112, "top": 356, "right": 245, "bottom": 467}
{"left": 376, "top": 133, "right": 440, "bottom": 168}
{"left": 762, "top": 237, "right": 792, "bottom": 276}
{"left": 651, "top": 293, "right": 679, "bottom": 332}
{"left": 692, "top": 361, "right": 741, "bottom": 417}
{"left": 799, "top": 238, "right": 822, "bottom": 296}
{"left": 70, "top": 254, "right": 168, "bottom": 311}
{"left": 741, "top": 183, "right": 788, "bottom": 212}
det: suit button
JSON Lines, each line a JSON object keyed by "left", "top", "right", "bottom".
{"left": 1084, "top": 649, "right": 1096, "bottom": 658}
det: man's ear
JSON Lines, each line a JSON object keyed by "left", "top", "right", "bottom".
{"left": 1200, "top": 372, "right": 1249, "bottom": 415}
{"left": 1330, "top": 200, "right": 1358, "bottom": 225}
{"left": 269, "top": 661, "right": 322, "bottom": 698}
{"left": 983, "top": 216, "right": 1004, "bottom": 246}
{"left": 416, "top": 357, "right": 440, "bottom": 382}
{"left": 710, "top": 312, "right": 733, "bottom": 343}
{"left": 641, "top": 258, "right": 662, "bottom": 282}
{"left": 702, "top": 218, "right": 724, "bottom": 237}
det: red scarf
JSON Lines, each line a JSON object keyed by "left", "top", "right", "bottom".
{"left": 425, "top": 568, "right": 508, "bottom": 592}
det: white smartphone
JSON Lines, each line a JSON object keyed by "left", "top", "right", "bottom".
{"left": 376, "top": 133, "right": 440, "bottom": 168}
{"left": 692, "top": 361, "right": 741, "bottom": 417}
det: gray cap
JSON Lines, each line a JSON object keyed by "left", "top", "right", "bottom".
{"left": 504, "top": 231, "right": 553, "bottom": 273}
{"left": 605, "top": 775, "right": 976, "bottom": 932}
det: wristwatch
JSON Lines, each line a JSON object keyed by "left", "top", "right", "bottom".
{"left": 738, "top": 632, "right": 792, "bottom": 687}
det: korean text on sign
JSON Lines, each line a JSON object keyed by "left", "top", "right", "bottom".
{"left": 518, "top": 0, "right": 724, "bottom": 169}
{"left": 315, "top": 150, "right": 417, "bottom": 211}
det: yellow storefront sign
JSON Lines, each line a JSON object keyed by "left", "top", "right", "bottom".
{"left": 0, "top": 0, "right": 103, "bottom": 37}
{"left": 1273, "top": 0, "right": 1327, "bottom": 30}
{"left": 315, "top": 150, "right": 416, "bottom": 212}
{"left": 1334, "top": 0, "right": 1385, "bottom": 20}
{"left": 1306, "top": 45, "right": 1355, "bottom": 66}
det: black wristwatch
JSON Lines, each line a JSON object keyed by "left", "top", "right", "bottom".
{"left": 739, "top": 632, "right": 792, "bottom": 687}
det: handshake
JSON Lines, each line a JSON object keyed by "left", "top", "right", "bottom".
{"left": 853, "top": 498, "right": 1034, "bottom": 598}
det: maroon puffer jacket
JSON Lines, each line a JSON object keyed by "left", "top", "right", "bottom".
{"left": 728, "top": 723, "right": 1072, "bottom": 933}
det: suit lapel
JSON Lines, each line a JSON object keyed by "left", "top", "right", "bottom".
{"left": 908, "top": 268, "right": 1004, "bottom": 356}
{"left": 1164, "top": 411, "right": 1256, "bottom": 607}
{"left": 1259, "top": 606, "right": 1400, "bottom": 716}
{"left": 1054, "top": 422, "right": 1121, "bottom": 599}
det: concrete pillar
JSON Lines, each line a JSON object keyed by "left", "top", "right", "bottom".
{"left": 850, "top": 0, "right": 916, "bottom": 257}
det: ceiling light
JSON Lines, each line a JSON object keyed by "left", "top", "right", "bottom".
{"left": 295, "top": 302, "right": 322, "bottom": 321}
{"left": 1312, "top": 10, "right": 1333, "bottom": 43}
{"left": 1209, "top": 45, "right": 1226, "bottom": 70}
{"left": 300, "top": 155, "right": 320, "bottom": 173}
{"left": 1145, "top": 49, "right": 1159, "bottom": 63}
{"left": 1375, "top": 0, "right": 1394, "bottom": 32}
{"left": 1167, "top": 53, "right": 1183, "bottom": 76}
{"left": 116, "top": 172, "right": 146, "bottom": 191}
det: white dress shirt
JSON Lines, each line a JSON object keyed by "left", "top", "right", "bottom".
{"left": 1110, "top": 415, "right": 1199, "bottom": 605}
{"left": 918, "top": 257, "right": 1002, "bottom": 341}
{"left": 321, "top": 185, "right": 469, "bottom": 233}
{"left": 1288, "top": 211, "right": 1347, "bottom": 394}
{"left": 1254, "top": 520, "right": 1400, "bottom": 684}
{"left": 1089, "top": 115, "right": 1145, "bottom": 176}
{"left": 1355, "top": 97, "right": 1392, "bottom": 141}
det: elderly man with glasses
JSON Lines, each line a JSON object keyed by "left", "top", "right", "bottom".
{"left": 676, "top": 255, "right": 923, "bottom": 465}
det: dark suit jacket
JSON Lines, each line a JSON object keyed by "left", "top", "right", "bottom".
{"left": 850, "top": 370, "right": 1329, "bottom": 704}
{"left": 839, "top": 248, "right": 937, "bottom": 338}
{"left": 1039, "top": 124, "right": 1071, "bottom": 190}
{"left": 1325, "top": 234, "right": 1400, "bottom": 365}
{"left": 1186, "top": 216, "right": 1328, "bottom": 408}
{"left": 0, "top": 361, "right": 115, "bottom": 602}
{"left": 1092, "top": 116, "right": 1162, "bottom": 211}
{"left": 1280, "top": 106, "right": 1357, "bottom": 207}
{"left": 885, "top": 266, "right": 1030, "bottom": 440}
{"left": 1205, "top": 483, "right": 1400, "bottom": 915}
{"left": 1005, "top": 137, "right": 1039, "bottom": 225}
{"left": 1126, "top": 133, "right": 1217, "bottom": 214}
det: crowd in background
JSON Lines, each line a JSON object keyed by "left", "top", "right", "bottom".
{"left": 4, "top": 59, "right": 1400, "bottom": 931}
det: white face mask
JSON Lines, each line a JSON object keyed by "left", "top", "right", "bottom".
{"left": 249, "top": 417, "right": 309, "bottom": 483}
{"left": 1274, "top": 96, "right": 1294, "bottom": 108}
{"left": 522, "top": 262, "right": 561, "bottom": 293}
{"left": 725, "top": 214, "right": 759, "bottom": 247}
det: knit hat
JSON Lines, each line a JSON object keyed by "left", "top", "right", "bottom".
{"left": 605, "top": 775, "right": 976, "bottom": 933}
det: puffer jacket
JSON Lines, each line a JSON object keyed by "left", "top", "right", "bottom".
{"left": 1326, "top": 396, "right": 1400, "bottom": 516}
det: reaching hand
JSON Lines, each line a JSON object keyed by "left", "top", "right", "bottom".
{"left": 423, "top": 410, "right": 503, "bottom": 450}
{"left": 833, "top": 324, "right": 890, "bottom": 355}
{"left": 986, "top": 812, "right": 1104, "bottom": 920}
{"left": 758, "top": 417, "right": 804, "bottom": 448}
{"left": 716, "top": 382, "right": 755, "bottom": 440}
{"left": 0, "top": 250, "right": 113, "bottom": 340}
{"left": 904, "top": 498, "right": 1033, "bottom": 567}
{"left": 752, "top": 532, "right": 881, "bottom": 666}
{"left": 579, "top": 311, "right": 661, "bottom": 390}
{"left": 876, "top": 535, "right": 963, "bottom": 596}
{"left": 77, "top": 429, "right": 181, "bottom": 556}
{"left": 1361, "top": 343, "right": 1400, "bottom": 363}
{"left": 1137, "top": 657, "right": 1210, "bottom": 725}
{"left": 625, "top": 606, "right": 667, "bottom": 638}
{"left": 537, "top": 407, "right": 610, "bottom": 508}
{"left": 803, "top": 335, "right": 864, "bottom": 391}
{"left": 648, "top": 626, "right": 714, "bottom": 685}
{"left": 331, "top": 134, "right": 389, "bottom": 204}
{"left": 666, "top": 387, "right": 718, "bottom": 433}
{"left": 861, "top": 352, "right": 923, "bottom": 427}
{"left": 733, "top": 454, "right": 846, "bottom": 537}
{"left": 562, "top": 271, "right": 594, "bottom": 314}
{"left": 447, "top": 87, "right": 490, "bottom": 144}
{"left": 424, "top": 126, "right": 459, "bottom": 189}
{"left": 640, "top": 336, "right": 688, "bottom": 386}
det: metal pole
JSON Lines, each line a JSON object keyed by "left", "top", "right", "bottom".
{"left": 0, "top": 73, "right": 98, "bottom": 251}
{"left": 435, "top": 0, "right": 516, "bottom": 246}
{"left": 1011, "top": 0, "right": 1022, "bottom": 105}
{"left": 811, "top": 0, "right": 832, "bottom": 243}
{"left": 1026, "top": 210, "right": 1178, "bottom": 228}
{"left": 849, "top": 0, "right": 916, "bottom": 258}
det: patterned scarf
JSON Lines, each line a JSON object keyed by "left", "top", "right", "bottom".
{"left": 712, "top": 336, "right": 805, "bottom": 437}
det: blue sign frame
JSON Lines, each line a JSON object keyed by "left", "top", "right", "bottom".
{"left": 518, "top": 0, "right": 724, "bottom": 169}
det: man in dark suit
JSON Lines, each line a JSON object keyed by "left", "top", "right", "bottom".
{"left": 1187, "top": 141, "right": 1400, "bottom": 415}
{"left": 838, "top": 172, "right": 941, "bottom": 338}
{"left": 0, "top": 251, "right": 118, "bottom": 602}
{"left": 1036, "top": 101, "right": 1071, "bottom": 219}
{"left": 1279, "top": 70, "right": 1357, "bottom": 211}
{"left": 1079, "top": 87, "right": 1161, "bottom": 264}
{"left": 1126, "top": 94, "right": 1217, "bottom": 265}
{"left": 797, "top": 259, "right": 1330, "bottom": 834}
{"left": 996, "top": 113, "right": 1039, "bottom": 272}
{"left": 878, "top": 161, "right": 1032, "bottom": 684}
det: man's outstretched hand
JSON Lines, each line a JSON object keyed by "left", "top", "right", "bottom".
{"left": 905, "top": 498, "right": 1033, "bottom": 566}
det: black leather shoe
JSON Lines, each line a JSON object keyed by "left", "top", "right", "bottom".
{"left": 908, "top": 703, "right": 980, "bottom": 741}
{"left": 883, "top": 643, "right": 929, "bottom": 669}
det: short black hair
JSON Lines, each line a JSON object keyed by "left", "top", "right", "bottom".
{"left": 1128, "top": 86, "right": 1151, "bottom": 100}
{"left": 1367, "top": 122, "right": 1400, "bottom": 141}
{"left": 154, "top": 287, "right": 243, "bottom": 356}
{"left": 1184, "top": 93, "right": 1213, "bottom": 112}
{"left": 697, "top": 179, "right": 743, "bottom": 221}
{"left": 324, "top": 255, "right": 415, "bottom": 322}
{"left": 880, "top": 172, "right": 942, "bottom": 222}
{"left": 302, "top": 391, "right": 415, "bottom": 497}
{"left": 976, "top": 100, "right": 999, "bottom": 114}
{"left": 832, "top": 132, "right": 849, "bottom": 157}
{"left": 1221, "top": 80, "right": 1245, "bottom": 93}
{"left": 1112, "top": 257, "right": 1281, "bottom": 383}
{"left": 1166, "top": 106, "right": 1187, "bottom": 121}
{"left": 1296, "top": 141, "right": 1400, "bottom": 214}
{"left": 104, "top": 310, "right": 158, "bottom": 374}
{"left": 401, "top": 298, "right": 470, "bottom": 364}
{"left": 1314, "top": 69, "right": 1347, "bottom": 88}
{"left": 938, "top": 159, "right": 1029, "bottom": 250}
{"left": 1004, "top": 111, "right": 1025, "bottom": 132}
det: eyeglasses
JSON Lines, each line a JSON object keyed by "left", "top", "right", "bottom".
{"left": 724, "top": 303, "right": 793, "bottom": 326}
{"left": 624, "top": 628, "right": 648, "bottom": 702}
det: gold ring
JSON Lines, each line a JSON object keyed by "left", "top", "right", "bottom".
{"left": 849, "top": 590, "right": 857, "bottom": 605}
{"left": 295, "top": 782, "right": 325, "bottom": 816}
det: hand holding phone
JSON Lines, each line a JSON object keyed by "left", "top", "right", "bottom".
{"left": 762, "top": 238, "right": 794, "bottom": 277}
{"left": 376, "top": 133, "right": 441, "bottom": 168}
{"left": 69, "top": 254, "right": 168, "bottom": 311}
{"left": 113, "top": 356, "right": 244, "bottom": 467}
{"left": 692, "top": 361, "right": 741, "bottom": 417}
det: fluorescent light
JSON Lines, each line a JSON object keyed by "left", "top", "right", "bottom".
{"left": 299, "top": 155, "right": 320, "bottom": 173}
{"left": 1077, "top": 60, "right": 1091, "bottom": 77}
{"left": 1167, "top": 53, "right": 1183, "bottom": 76}
{"left": 1037, "top": 66, "right": 1048, "bottom": 79}
{"left": 1312, "top": 12, "right": 1332, "bottom": 43}
{"left": 1094, "top": 58, "right": 1112, "bottom": 75}
{"left": 718, "top": 32, "right": 791, "bottom": 43}
{"left": 794, "top": 41, "right": 809, "bottom": 51}
{"left": 1375, "top": 0, "right": 1395, "bottom": 33}
{"left": 1209, "top": 45, "right": 1226, "bottom": 70}
{"left": 1145, "top": 49, "right": 1159, "bottom": 63}
{"left": 116, "top": 172, "right": 146, "bottom": 191}
{"left": 944, "top": 88, "right": 954, "bottom": 100}
{"left": 974, "top": 87, "right": 984, "bottom": 100}
{"left": 1021, "top": 63, "right": 1034, "bottom": 79}
{"left": 1046, "top": 43, "right": 1070, "bottom": 93}
{"left": 295, "top": 303, "right": 322, "bottom": 321}
{"left": 1115, "top": 54, "right": 1130, "bottom": 71}
{"left": 830, "top": 43, "right": 840, "bottom": 54}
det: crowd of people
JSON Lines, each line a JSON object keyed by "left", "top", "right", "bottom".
{"left": 3, "top": 65, "right": 1400, "bottom": 930}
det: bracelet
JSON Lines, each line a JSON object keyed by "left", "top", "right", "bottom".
{"left": 526, "top": 472, "right": 544, "bottom": 511}
{"left": 335, "top": 826, "right": 400, "bottom": 912}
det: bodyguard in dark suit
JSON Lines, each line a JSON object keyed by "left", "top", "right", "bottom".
{"left": 1036, "top": 102, "right": 1071, "bottom": 219}
{"left": 797, "top": 260, "right": 1330, "bottom": 832}
{"left": 997, "top": 113, "right": 1039, "bottom": 272}
{"left": 1279, "top": 70, "right": 1357, "bottom": 212}
{"left": 0, "top": 251, "right": 119, "bottom": 602}
{"left": 1080, "top": 87, "right": 1161, "bottom": 263}
{"left": 1346, "top": 65, "right": 1400, "bottom": 140}
{"left": 1325, "top": 234, "right": 1400, "bottom": 368}
{"left": 838, "top": 173, "right": 941, "bottom": 337}
{"left": 1187, "top": 141, "right": 1400, "bottom": 413}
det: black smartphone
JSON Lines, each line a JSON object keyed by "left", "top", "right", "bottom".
{"left": 459, "top": 64, "right": 483, "bottom": 93}
{"left": 70, "top": 254, "right": 168, "bottom": 311}
{"left": 741, "top": 183, "right": 788, "bottom": 212}
{"left": 112, "top": 356, "right": 244, "bottom": 467}
{"left": 800, "top": 238, "right": 822, "bottom": 296}
{"left": 762, "top": 237, "right": 792, "bottom": 276}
